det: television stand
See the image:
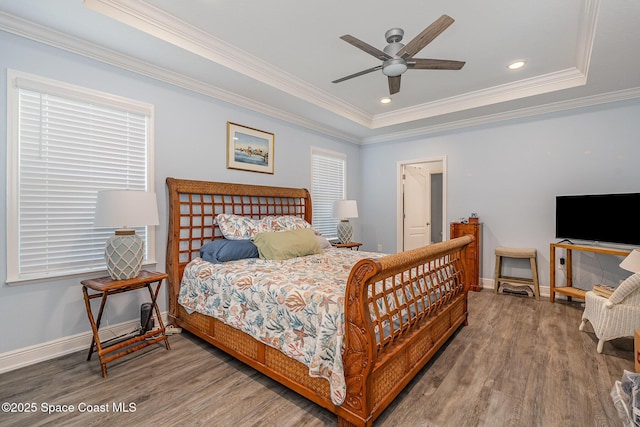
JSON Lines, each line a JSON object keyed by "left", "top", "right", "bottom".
{"left": 549, "top": 242, "right": 630, "bottom": 303}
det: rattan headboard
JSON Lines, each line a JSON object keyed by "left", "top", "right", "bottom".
{"left": 165, "top": 177, "right": 312, "bottom": 312}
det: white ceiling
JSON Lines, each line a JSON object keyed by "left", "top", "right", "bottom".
{"left": 1, "top": 0, "right": 639, "bottom": 144}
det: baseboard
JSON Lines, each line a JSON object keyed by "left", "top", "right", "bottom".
{"left": 0, "top": 312, "right": 168, "bottom": 374}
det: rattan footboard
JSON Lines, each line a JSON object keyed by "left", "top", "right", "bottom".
{"left": 165, "top": 177, "right": 473, "bottom": 427}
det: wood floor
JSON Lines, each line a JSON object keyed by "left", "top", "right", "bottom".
{"left": 0, "top": 290, "right": 632, "bottom": 427}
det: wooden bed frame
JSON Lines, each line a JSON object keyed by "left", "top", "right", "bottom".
{"left": 165, "top": 177, "right": 473, "bottom": 426}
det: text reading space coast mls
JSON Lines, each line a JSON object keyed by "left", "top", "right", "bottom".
{"left": 2, "top": 401, "right": 137, "bottom": 414}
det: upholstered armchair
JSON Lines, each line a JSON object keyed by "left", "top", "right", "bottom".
{"left": 580, "top": 272, "right": 640, "bottom": 353}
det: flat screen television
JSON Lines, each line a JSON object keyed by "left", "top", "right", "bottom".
{"left": 555, "top": 193, "right": 640, "bottom": 245}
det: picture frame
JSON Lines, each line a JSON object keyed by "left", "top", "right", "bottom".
{"left": 226, "top": 122, "right": 274, "bottom": 174}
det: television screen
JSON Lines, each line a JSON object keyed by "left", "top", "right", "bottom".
{"left": 555, "top": 193, "right": 640, "bottom": 245}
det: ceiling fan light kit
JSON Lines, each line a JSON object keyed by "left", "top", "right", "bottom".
{"left": 382, "top": 59, "right": 407, "bottom": 77}
{"left": 333, "top": 14, "right": 465, "bottom": 95}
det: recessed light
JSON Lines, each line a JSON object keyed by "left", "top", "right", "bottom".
{"left": 380, "top": 97, "right": 392, "bottom": 104}
{"left": 508, "top": 60, "right": 526, "bottom": 70}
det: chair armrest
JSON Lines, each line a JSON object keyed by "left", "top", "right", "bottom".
{"left": 608, "top": 272, "right": 640, "bottom": 305}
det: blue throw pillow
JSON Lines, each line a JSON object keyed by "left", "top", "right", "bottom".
{"left": 199, "top": 239, "right": 259, "bottom": 263}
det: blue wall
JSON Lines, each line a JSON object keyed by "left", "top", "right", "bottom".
{"left": 360, "top": 101, "right": 640, "bottom": 291}
{"left": 2, "top": 28, "right": 640, "bottom": 358}
{"left": 0, "top": 32, "right": 361, "bottom": 354}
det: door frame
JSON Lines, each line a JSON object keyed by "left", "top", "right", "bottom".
{"left": 396, "top": 156, "right": 447, "bottom": 252}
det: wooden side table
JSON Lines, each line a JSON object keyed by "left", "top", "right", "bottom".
{"left": 82, "top": 270, "right": 171, "bottom": 377}
{"left": 335, "top": 242, "right": 362, "bottom": 250}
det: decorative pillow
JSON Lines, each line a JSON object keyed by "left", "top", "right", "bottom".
{"left": 316, "top": 235, "right": 333, "bottom": 249}
{"left": 252, "top": 228, "right": 322, "bottom": 260}
{"left": 199, "top": 239, "right": 259, "bottom": 263}
{"left": 216, "top": 214, "right": 269, "bottom": 240}
{"left": 262, "top": 215, "right": 312, "bottom": 232}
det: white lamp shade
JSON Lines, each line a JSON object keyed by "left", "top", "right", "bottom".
{"left": 333, "top": 200, "right": 358, "bottom": 244}
{"left": 94, "top": 190, "right": 159, "bottom": 228}
{"left": 621, "top": 249, "right": 640, "bottom": 273}
{"left": 94, "top": 190, "right": 159, "bottom": 280}
{"left": 333, "top": 200, "right": 359, "bottom": 219}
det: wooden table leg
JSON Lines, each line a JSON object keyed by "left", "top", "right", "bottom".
{"left": 566, "top": 249, "right": 573, "bottom": 302}
{"left": 549, "top": 245, "right": 556, "bottom": 303}
{"left": 146, "top": 281, "right": 171, "bottom": 351}
{"left": 82, "top": 286, "right": 109, "bottom": 377}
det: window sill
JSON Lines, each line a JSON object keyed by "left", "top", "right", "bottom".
{"left": 5, "top": 260, "right": 159, "bottom": 286}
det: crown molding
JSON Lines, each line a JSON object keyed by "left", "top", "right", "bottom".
{"left": 83, "top": 0, "right": 372, "bottom": 128}
{"left": 360, "top": 87, "right": 640, "bottom": 145}
{"left": 576, "top": 0, "right": 600, "bottom": 73}
{"left": 0, "top": 10, "right": 360, "bottom": 144}
{"left": 370, "top": 68, "right": 587, "bottom": 129}
{"left": 3, "top": 0, "right": 637, "bottom": 147}
{"left": 369, "top": 0, "right": 600, "bottom": 128}
{"left": 83, "top": 0, "right": 602, "bottom": 131}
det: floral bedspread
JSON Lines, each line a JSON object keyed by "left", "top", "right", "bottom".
{"left": 178, "top": 248, "right": 382, "bottom": 405}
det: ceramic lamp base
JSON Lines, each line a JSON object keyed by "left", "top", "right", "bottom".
{"left": 337, "top": 220, "right": 353, "bottom": 244}
{"left": 105, "top": 230, "right": 143, "bottom": 280}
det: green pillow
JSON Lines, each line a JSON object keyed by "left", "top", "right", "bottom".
{"left": 252, "top": 228, "right": 323, "bottom": 260}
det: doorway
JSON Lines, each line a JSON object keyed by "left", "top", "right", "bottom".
{"left": 397, "top": 157, "right": 446, "bottom": 252}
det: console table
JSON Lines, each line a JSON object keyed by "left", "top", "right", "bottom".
{"left": 549, "top": 243, "right": 630, "bottom": 303}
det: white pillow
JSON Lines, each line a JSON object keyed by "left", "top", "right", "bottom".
{"left": 316, "top": 235, "right": 333, "bottom": 249}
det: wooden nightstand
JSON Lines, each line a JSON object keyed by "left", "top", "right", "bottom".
{"left": 81, "top": 270, "right": 171, "bottom": 377}
{"left": 334, "top": 242, "right": 362, "bottom": 250}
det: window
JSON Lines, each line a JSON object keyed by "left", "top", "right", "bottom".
{"left": 6, "top": 70, "right": 155, "bottom": 283}
{"left": 310, "top": 148, "right": 346, "bottom": 239}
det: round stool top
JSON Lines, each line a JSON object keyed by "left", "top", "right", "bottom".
{"left": 495, "top": 246, "right": 536, "bottom": 258}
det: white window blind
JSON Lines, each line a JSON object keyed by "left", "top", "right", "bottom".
{"left": 6, "top": 70, "right": 154, "bottom": 283}
{"left": 311, "top": 148, "right": 346, "bottom": 238}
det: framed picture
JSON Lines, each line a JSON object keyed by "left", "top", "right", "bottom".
{"left": 226, "top": 122, "right": 274, "bottom": 174}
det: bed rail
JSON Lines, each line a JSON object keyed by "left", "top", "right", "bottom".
{"left": 341, "top": 235, "right": 473, "bottom": 423}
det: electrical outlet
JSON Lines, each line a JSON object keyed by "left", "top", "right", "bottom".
{"left": 560, "top": 257, "right": 565, "bottom": 265}
{"left": 377, "top": 244, "right": 382, "bottom": 252}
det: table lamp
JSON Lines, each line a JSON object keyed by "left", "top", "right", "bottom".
{"left": 94, "top": 190, "right": 159, "bottom": 280}
{"left": 620, "top": 249, "right": 640, "bottom": 274}
{"left": 333, "top": 199, "right": 358, "bottom": 244}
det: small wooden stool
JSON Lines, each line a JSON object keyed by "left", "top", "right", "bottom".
{"left": 494, "top": 247, "right": 540, "bottom": 300}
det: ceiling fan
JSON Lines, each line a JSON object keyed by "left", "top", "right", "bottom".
{"left": 332, "top": 15, "right": 465, "bottom": 95}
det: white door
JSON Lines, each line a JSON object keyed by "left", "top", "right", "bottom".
{"left": 403, "top": 165, "right": 430, "bottom": 250}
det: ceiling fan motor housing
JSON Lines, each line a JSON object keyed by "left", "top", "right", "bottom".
{"left": 384, "top": 28, "right": 405, "bottom": 57}
{"left": 385, "top": 28, "right": 404, "bottom": 43}
{"left": 383, "top": 28, "right": 407, "bottom": 76}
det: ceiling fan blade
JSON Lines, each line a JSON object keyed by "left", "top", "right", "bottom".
{"left": 332, "top": 65, "right": 382, "bottom": 83}
{"left": 388, "top": 75, "right": 401, "bottom": 95}
{"left": 408, "top": 58, "right": 465, "bottom": 70}
{"left": 340, "top": 35, "right": 392, "bottom": 61}
{"left": 397, "top": 15, "right": 455, "bottom": 59}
